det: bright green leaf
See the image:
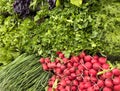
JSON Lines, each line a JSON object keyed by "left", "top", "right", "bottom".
{"left": 70, "top": 0, "right": 82, "bottom": 7}
{"left": 56, "top": 0, "right": 61, "bottom": 7}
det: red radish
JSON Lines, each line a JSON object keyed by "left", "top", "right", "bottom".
{"left": 82, "top": 89, "right": 87, "bottom": 91}
{"left": 50, "top": 62, "right": 56, "bottom": 68}
{"left": 98, "top": 57, "right": 107, "bottom": 64}
{"left": 58, "top": 85, "right": 64, "bottom": 90}
{"left": 74, "top": 56, "right": 79, "bottom": 62}
{"left": 62, "top": 58, "right": 68, "bottom": 63}
{"left": 79, "top": 82, "right": 85, "bottom": 90}
{"left": 71, "top": 73, "right": 76, "bottom": 78}
{"left": 39, "top": 58, "right": 45, "bottom": 63}
{"left": 59, "top": 80, "right": 66, "bottom": 86}
{"left": 73, "top": 62, "right": 79, "bottom": 66}
{"left": 84, "top": 82, "right": 91, "bottom": 88}
{"left": 105, "top": 71, "right": 113, "bottom": 78}
{"left": 69, "top": 67, "right": 75, "bottom": 73}
{"left": 79, "top": 59, "right": 84, "bottom": 64}
{"left": 71, "top": 56, "right": 79, "bottom": 63}
{"left": 90, "top": 76, "right": 97, "bottom": 82}
{"left": 93, "top": 85, "right": 99, "bottom": 90}
{"left": 55, "top": 68, "right": 62, "bottom": 74}
{"left": 71, "top": 85, "right": 77, "bottom": 91}
{"left": 47, "top": 62, "right": 52, "bottom": 68}
{"left": 57, "top": 84, "right": 62, "bottom": 89}
{"left": 83, "top": 76, "right": 90, "bottom": 82}
{"left": 59, "top": 53, "right": 64, "bottom": 59}
{"left": 97, "top": 80, "right": 104, "bottom": 87}
{"left": 89, "top": 69, "right": 97, "bottom": 76}
{"left": 59, "top": 88, "right": 66, "bottom": 91}
{"left": 79, "top": 51, "right": 86, "bottom": 58}
{"left": 40, "top": 51, "right": 120, "bottom": 91}
{"left": 48, "top": 80, "right": 54, "bottom": 87}
{"left": 76, "top": 76, "right": 82, "bottom": 81}
{"left": 85, "top": 62, "right": 92, "bottom": 69}
{"left": 112, "top": 68, "right": 120, "bottom": 76}
{"left": 99, "top": 73, "right": 106, "bottom": 80}
{"left": 48, "top": 87, "right": 52, "bottom": 91}
{"left": 60, "top": 65, "right": 66, "bottom": 71}
{"left": 66, "top": 80, "right": 71, "bottom": 85}
{"left": 45, "top": 58, "right": 50, "bottom": 63}
{"left": 78, "top": 65, "right": 84, "bottom": 71}
{"left": 76, "top": 70, "right": 81, "bottom": 75}
{"left": 68, "top": 76, "right": 75, "bottom": 80}
{"left": 64, "top": 77, "right": 69, "bottom": 81}
{"left": 93, "top": 62, "right": 101, "bottom": 70}
{"left": 67, "top": 62, "right": 73, "bottom": 68}
{"left": 113, "top": 77, "right": 120, "bottom": 85}
{"left": 105, "top": 79, "right": 113, "bottom": 87}
{"left": 91, "top": 59, "right": 97, "bottom": 63}
{"left": 93, "top": 55, "right": 99, "bottom": 60}
{"left": 84, "top": 70, "right": 89, "bottom": 76}
{"left": 72, "top": 80, "right": 79, "bottom": 86}
{"left": 84, "top": 55, "right": 92, "bottom": 62}
{"left": 42, "top": 64, "right": 48, "bottom": 70}
{"left": 65, "top": 85, "right": 71, "bottom": 91}
{"left": 87, "top": 87, "right": 95, "bottom": 91}
{"left": 56, "top": 62, "right": 61, "bottom": 68}
{"left": 103, "top": 87, "right": 112, "bottom": 91}
{"left": 113, "top": 84, "right": 120, "bottom": 91}
{"left": 102, "top": 63, "right": 110, "bottom": 69}
{"left": 64, "top": 69, "right": 70, "bottom": 76}
{"left": 50, "top": 75, "right": 56, "bottom": 81}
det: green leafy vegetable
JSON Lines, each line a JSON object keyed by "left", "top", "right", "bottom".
{"left": 70, "top": 0, "right": 82, "bottom": 7}
{"left": 0, "top": 54, "right": 52, "bottom": 91}
{"left": 0, "top": 0, "right": 120, "bottom": 67}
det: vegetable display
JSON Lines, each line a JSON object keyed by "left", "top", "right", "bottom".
{"left": 0, "top": 0, "right": 120, "bottom": 91}
{"left": 40, "top": 51, "right": 120, "bottom": 91}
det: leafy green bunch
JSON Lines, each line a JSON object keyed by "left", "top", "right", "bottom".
{"left": 33, "top": 0, "right": 120, "bottom": 57}
{"left": 0, "top": 54, "right": 51, "bottom": 91}
{"left": 0, "top": 0, "right": 120, "bottom": 68}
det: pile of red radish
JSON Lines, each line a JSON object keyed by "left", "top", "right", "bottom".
{"left": 39, "top": 51, "right": 120, "bottom": 91}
